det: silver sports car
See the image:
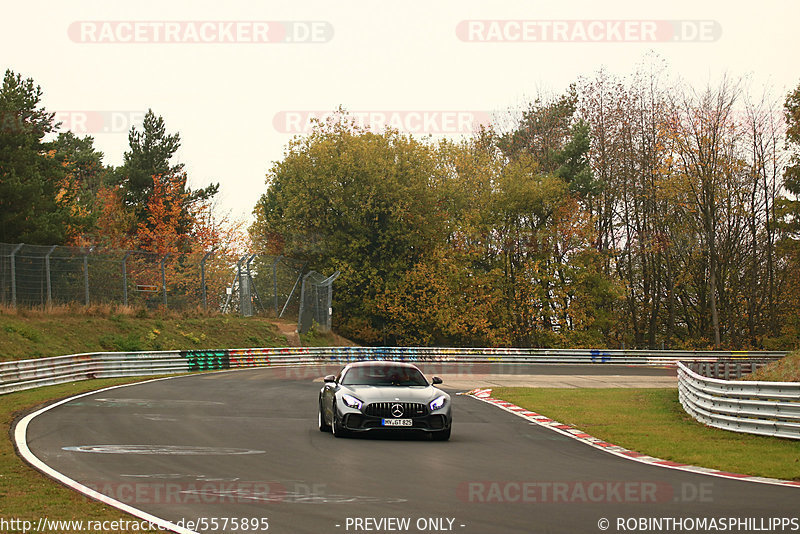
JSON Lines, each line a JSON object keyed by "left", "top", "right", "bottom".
{"left": 318, "top": 361, "right": 452, "bottom": 440}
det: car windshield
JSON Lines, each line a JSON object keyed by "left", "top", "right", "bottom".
{"left": 341, "top": 365, "right": 429, "bottom": 386}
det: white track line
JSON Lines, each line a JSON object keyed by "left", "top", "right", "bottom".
{"left": 14, "top": 376, "right": 199, "bottom": 534}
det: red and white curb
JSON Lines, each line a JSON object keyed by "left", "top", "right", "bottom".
{"left": 464, "top": 388, "right": 800, "bottom": 489}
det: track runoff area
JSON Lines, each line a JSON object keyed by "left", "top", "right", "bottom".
{"left": 15, "top": 363, "right": 799, "bottom": 534}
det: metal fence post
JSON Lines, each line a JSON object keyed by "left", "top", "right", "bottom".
{"left": 239, "top": 255, "right": 255, "bottom": 317}
{"left": 280, "top": 263, "right": 306, "bottom": 318}
{"left": 297, "top": 272, "right": 311, "bottom": 332}
{"left": 246, "top": 254, "right": 265, "bottom": 313}
{"left": 10, "top": 243, "right": 23, "bottom": 308}
{"left": 83, "top": 247, "right": 92, "bottom": 306}
{"left": 221, "top": 256, "right": 246, "bottom": 314}
{"left": 45, "top": 245, "right": 56, "bottom": 306}
{"left": 161, "top": 254, "right": 170, "bottom": 308}
{"left": 201, "top": 251, "right": 212, "bottom": 311}
{"left": 237, "top": 256, "right": 244, "bottom": 310}
{"left": 272, "top": 255, "right": 282, "bottom": 316}
{"left": 122, "top": 252, "right": 130, "bottom": 306}
{"left": 325, "top": 273, "right": 337, "bottom": 331}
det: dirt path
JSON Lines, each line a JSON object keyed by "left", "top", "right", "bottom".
{"left": 273, "top": 320, "right": 301, "bottom": 347}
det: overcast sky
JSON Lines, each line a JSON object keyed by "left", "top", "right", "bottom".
{"left": 2, "top": 0, "right": 798, "bottom": 222}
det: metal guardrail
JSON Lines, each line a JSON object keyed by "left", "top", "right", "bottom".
{"left": 678, "top": 362, "right": 800, "bottom": 441}
{"left": 0, "top": 347, "right": 787, "bottom": 396}
{"left": 684, "top": 360, "right": 773, "bottom": 379}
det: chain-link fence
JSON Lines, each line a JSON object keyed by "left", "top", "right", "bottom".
{"left": 0, "top": 243, "right": 238, "bottom": 311}
{"left": 0, "top": 243, "right": 338, "bottom": 331}
{"left": 298, "top": 270, "right": 340, "bottom": 334}
{"left": 222, "top": 254, "right": 308, "bottom": 320}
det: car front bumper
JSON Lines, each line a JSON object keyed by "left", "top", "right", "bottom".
{"left": 337, "top": 404, "right": 452, "bottom": 433}
{"left": 340, "top": 412, "right": 451, "bottom": 433}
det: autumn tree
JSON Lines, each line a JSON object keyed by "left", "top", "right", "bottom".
{"left": 781, "top": 82, "right": 800, "bottom": 243}
{"left": 498, "top": 86, "right": 579, "bottom": 173}
{"left": 113, "top": 109, "right": 218, "bottom": 238}
{"left": 251, "top": 67, "right": 796, "bottom": 349}
{"left": 252, "top": 113, "right": 448, "bottom": 342}
{"left": 0, "top": 69, "right": 89, "bottom": 243}
{"left": 671, "top": 78, "right": 744, "bottom": 348}
{"left": 777, "top": 81, "right": 800, "bottom": 342}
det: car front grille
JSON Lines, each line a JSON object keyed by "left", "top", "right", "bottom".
{"left": 364, "top": 402, "right": 428, "bottom": 418}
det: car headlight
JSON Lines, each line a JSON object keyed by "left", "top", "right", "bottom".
{"left": 341, "top": 394, "right": 363, "bottom": 409}
{"left": 429, "top": 395, "right": 447, "bottom": 411}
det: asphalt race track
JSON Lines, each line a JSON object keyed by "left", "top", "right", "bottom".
{"left": 21, "top": 365, "right": 799, "bottom": 534}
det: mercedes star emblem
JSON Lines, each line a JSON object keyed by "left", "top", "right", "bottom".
{"left": 391, "top": 403, "right": 404, "bottom": 418}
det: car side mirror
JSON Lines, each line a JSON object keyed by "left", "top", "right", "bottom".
{"left": 323, "top": 375, "right": 336, "bottom": 383}
{"left": 432, "top": 377, "right": 443, "bottom": 385}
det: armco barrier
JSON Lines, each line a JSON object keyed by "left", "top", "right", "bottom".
{"left": 684, "top": 360, "right": 772, "bottom": 379}
{"left": 678, "top": 362, "right": 800, "bottom": 440}
{"left": 0, "top": 347, "right": 787, "bottom": 395}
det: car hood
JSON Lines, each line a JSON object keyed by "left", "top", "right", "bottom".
{"left": 341, "top": 385, "right": 446, "bottom": 404}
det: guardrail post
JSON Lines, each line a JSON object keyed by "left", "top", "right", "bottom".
{"left": 10, "top": 243, "right": 23, "bottom": 308}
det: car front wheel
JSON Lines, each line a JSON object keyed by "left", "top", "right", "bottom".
{"left": 331, "top": 402, "right": 349, "bottom": 438}
{"left": 318, "top": 400, "right": 331, "bottom": 432}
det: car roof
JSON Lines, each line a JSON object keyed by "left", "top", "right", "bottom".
{"left": 342, "top": 360, "right": 421, "bottom": 370}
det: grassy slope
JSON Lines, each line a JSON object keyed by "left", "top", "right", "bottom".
{"left": 0, "top": 308, "right": 350, "bottom": 361}
{"left": 743, "top": 350, "right": 800, "bottom": 382}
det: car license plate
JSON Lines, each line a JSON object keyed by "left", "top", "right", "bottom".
{"left": 382, "top": 418, "right": 412, "bottom": 427}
